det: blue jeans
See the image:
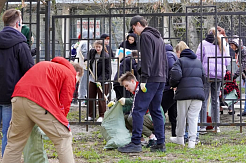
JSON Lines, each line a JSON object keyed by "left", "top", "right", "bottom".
{"left": 131, "top": 82, "right": 165, "bottom": 145}
{"left": 0, "top": 104, "right": 12, "bottom": 156}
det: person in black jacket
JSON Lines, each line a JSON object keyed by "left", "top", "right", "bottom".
{"left": 169, "top": 41, "right": 205, "bottom": 149}
{"left": 118, "top": 15, "right": 168, "bottom": 153}
{"left": 84, "top": 40, "right": 111, "bottom": 122}
{"left": 119, "top": 33, "right": 138, "bottom": 50}
{"left": 0, "top": 9, "right": 34, "bottom": 156}
{"left": 100, "top": 33, "right": 114, "bottom": 58}
{"left": 161, "top": 44, "right": 178, "bottom": 137}
{"left": 113, "top": 50, "right": 139, "bottom": 100}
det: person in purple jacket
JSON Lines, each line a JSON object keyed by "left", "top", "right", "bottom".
{"left": 196, "top": 27, "right": 230, "bottom": 133}
{"left": 0, "top": 9, "right": 34, "bottom": 157}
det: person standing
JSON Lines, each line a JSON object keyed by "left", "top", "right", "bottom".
{"left": 118, "top": 15, "right": 168, "bottom": 153}
{"left": 2, "top": 57, "right": 83, "bottom": 163}
{"left": 0, "top": 9, "right": 34, "bottom": 157}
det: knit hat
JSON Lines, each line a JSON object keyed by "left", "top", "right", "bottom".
{"left": 100, "top": 33, "right": 109, "bottom": 39}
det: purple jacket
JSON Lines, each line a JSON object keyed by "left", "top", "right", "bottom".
{"left": 196, "top": 40, "right": 230, "bottom": 79}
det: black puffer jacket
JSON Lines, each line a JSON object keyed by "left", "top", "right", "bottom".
{"left": 169, "top": 49, "right": 205, "bottom": 101}
{"left": 86, "top": 49, "right": 111, "bottom": 81}
{"left": 0, "top": 27, "right": 34, "bottom": 104}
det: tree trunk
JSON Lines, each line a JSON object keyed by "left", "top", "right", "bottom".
{"left": 0, "top": 0, "right": 7, "bottom": 14}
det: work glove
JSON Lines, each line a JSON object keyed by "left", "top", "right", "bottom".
{"left": 140, "top": 83, "right": 147, "bottom": 93}
{"left": 107, "top": 101, "right": 115, "bottom": 108}
{"left": 119, "top": 98, "right": 125, "bottom": 105}
{"left": 96, "top": 82, "right": 101, "bottom": 88}
{"left": 83, "top": 61, "right": 88, "bottom": 70}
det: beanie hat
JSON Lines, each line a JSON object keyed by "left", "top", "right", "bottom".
{"left": 100, "top": 33, "right": 109, "bottom": 39}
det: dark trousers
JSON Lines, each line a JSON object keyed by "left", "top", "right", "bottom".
{"left": 113, "top": 85, "right": 131, "bottom": 100}
{"left": 161, "top": 89, "right": 177, "bottom": 137}
{"left": 131, "top": 82, "right": 165, "bottom": 145}
{"left": 88, "top": 82, "right": 109, "bottom": 118}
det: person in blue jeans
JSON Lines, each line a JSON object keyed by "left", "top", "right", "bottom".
{"left": 0, "top": 9, "right": 34, "bottom": 156}
{"left": 118, "top": 15, "right": 168, "bottom": 153}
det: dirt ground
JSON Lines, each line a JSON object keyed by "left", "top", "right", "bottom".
{"left": 0, "top": 105, "right": 246, "bottom": 163}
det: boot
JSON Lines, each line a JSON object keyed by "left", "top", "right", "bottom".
{"left": 170, "top": 137, "right": 185, "bottom": 146}
{"left": 188, "top": 141, "right": 196, "bottom": 148}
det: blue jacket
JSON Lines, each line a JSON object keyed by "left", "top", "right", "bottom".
{"left": 169, "top": 49, "right": 205, "bottom": 101}
{"left": 0, "top": 27, "right": 34, "bottom": 104}
{"left": 165, "top": 44, "right": 178, "bottom": 91}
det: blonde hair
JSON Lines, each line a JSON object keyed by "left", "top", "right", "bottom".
{"left": 175, "top": 41, "right": 189, "bottom": 53}
{"left": 208, "top": 27, "right": 225, "bottom": 53}
{"left": 118, "top": 71, "right": 136, "bottom": 86}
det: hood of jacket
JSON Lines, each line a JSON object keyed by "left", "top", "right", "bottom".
{"left": 127, "top": 33, "right": 137, "bottom": 42}
{"left": 165, "top": 44, "right": 174, "bottom": 52}
{"left": 141, "top": 27, "right": 161, "bottom": 39}
{"left": 51, "top": 57, "right": 76, "bottom": 76}
{"left": 0, "top": 26, "right": 27, "bottom": 49}
{"left": 180, "top": 49, "right": 197, "bottom": 59}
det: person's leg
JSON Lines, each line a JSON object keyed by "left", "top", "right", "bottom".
{"left": 187, "top": 100, "right": 202, "bottom": 142}
{"left": 113, "top": 86, "right": 124, "bottom": 101}
{"left": 2, "top": 97, "right": 35, "bottom": 163}
{"left": 168, "top": 99, "right": 177, "bottom": 137}
{"left": 161, "top": 89, "right": 175, "bottom": 114}
{"left": 78, "top": 69, "right": 88, "bottom": 99}
{"left": 98, "top": 83, "right": 109, "bottom": 118}
{"left": 147, "top": 82, "right": 165, "bottom": 145}
{"left": 210, "top": 82, "right": 221, "bottom": 124}
{"left": 1, "top": 104, "right": 12, "bottom": 157}
{"left": 176, "top": 100, "right": 189, "bottom": 137}
{"left": 23, "top": 98, "right": 74, "bottom": 163}
{"left": 88, "top": 82, "right": 97, "bottom": 118}
{"left": 200, "top": 78, "right": 210, "bottom": 130}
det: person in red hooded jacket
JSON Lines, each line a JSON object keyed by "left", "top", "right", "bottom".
{"left": 2, "top": 57, "right": 83, "bottom": 163}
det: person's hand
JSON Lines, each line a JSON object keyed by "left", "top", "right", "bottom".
{"left": 140, "top": 83, "right": 147, "bottom": 93}
{"left": 107, "top": 101, "right": 115, "bottom": 108}
{"left": 71, "top": 48, "right": 77, "bottom": 57}
{"left": 96, "top": 82, "right": 101, "bottom": 88}
{"left": 119, "top": 98, "right": 125, "bottom": 105}
{"left": 217, "top": 26, "right": 226, "bottom": 36}
{"left": 219, "top": 91, "right": 222, "bottom": 96}
{"left": 84, "top": 61, "right": 88, "bottom": 70}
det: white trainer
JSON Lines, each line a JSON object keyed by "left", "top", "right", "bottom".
{"left": 97, "top": 117, "right": 103, "bottom": 122}
{"left": 84, "top": 117, "right": 94, "bottom": 121}
{"left": 188, "top": 141, "right": 196, "bottom": 148}
{"left": 170, "top": 137, "right": 185, "bottom": 146}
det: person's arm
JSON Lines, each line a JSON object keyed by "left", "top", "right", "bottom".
{"left": 60, "top": 76, "right": 76, "bottom": 117}
{"left": 196, "top": 43, "right": 202, "bottom": 61}
{"left": 169, "top": 59, "right": 182, "bottom": 87}
{"left": 18, "top": 43, "right": 35, "bottom": 74}
{"left": 139, "top": 34, "right": 153, "bottom": 83}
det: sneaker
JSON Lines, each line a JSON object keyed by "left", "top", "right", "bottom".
{"left": 237, "top": 112, "right": 246, "bottom": 116}
{"left": 199, "top": 128, "right": 207, "bottom": 134}
{"left": 150, "top": 143, "right": 166, "bottom": 152}
{"left": 118, "top": 142, "right": 142, "bottom": 153}
{"left": 170, "top": 137, "right": 185, "bottom": 146}
{"left": 188, "top": 141, "right": 195, "bottom": 148}
{"left": 146, "top": 139, "right": 157, "bottom": 148}
{"left": 214, "top": 127, "right": 220, "bottom": 133}
{"left": 84, "top": 117, "right": 94, "bottom": 121}
{"left": 97, "top": 117, "right": 103, "bottom": 122}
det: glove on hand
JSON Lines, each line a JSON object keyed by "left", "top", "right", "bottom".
{"left": 119, "top": 98, "right": 125, "bottom": 105}
{"left": 96, "top": 82, "right": 101, "bottom": 88}
{"left": 140, "top": 83, "right": 147, "bottom": 93}
{"left": 107, "top": 101, "right": 115, "bottom": 108}
{"left": 71, "top": 48, "right": 77, "bottom": 57}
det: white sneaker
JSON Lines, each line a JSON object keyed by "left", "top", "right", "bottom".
{"left": 188, "top": 141, "right": 196, "bottom": 148}
{"left": 199, "top": 128, "right": 207, "bottom": 134}
{"left": 215, "top": 127, "right": 220, "bottom": 133}
{"left": 84, "top": 117, "right": 93, "bottom": 121}
{"left": 97, "top": 117, "right": 103, "bottom": 122}
{"left": 170, "top": 137, "right": 185, "bottom": 146}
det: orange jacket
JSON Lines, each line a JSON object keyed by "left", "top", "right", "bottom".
{"left": 12, "top": 57, "right": 76, "bottom": 130}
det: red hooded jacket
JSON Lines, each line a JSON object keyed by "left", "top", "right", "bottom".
{"left": 12, "top": 57, "right": 76, "bottom": 130}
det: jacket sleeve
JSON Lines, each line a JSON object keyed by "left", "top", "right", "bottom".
{"left": 18, "top": 43, "right": 34, "bottom": 74}
{"left": 139, "top": 34, "right": 153, "bottom": 83}
{"left": 169, "top": 60, "right": 182, "bottom": 87}
{"left": 196, "top": 43, "right": 202, "bottom": 61}
{"left": 98, "top": 57, "right": 111, "bottom": 81}
{"left": 235, "top": 48, "right": 246, "bottom": 77}
{"left": 60, "top": 76, "right": 76, "bottom": 117}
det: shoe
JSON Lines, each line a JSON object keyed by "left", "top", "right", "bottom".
{"left": 170, "top": 137, "right": 185, "bottom": 146}
{"left": 146, "top": 139, "right": 157, "bottom": 148}
{"left": 118, "top": 142, "right": 142, "bottom": 153}
{"left": 84, "top": 117, "right": 94, "bottom": 121}
{"left": 228, "top": 111, "right": 235, "bottom": 115}
{"left": 237, "top": 112, "right": 246, "bottom": 116}
{"left": 214, "top": 127, "right": 220, "bottom": 133}
{"left": 188, "top": 141, "right": 196, "bottom": 148}
{"left": 220, "top": 111, "right": 223, "bottom": 115}
{"left": 199, "top": 128, "right": 207, "bottom": 134}
{"left": 150, "top": 143, "right": 166, "bottom": 152}
{"left": 97, "top": 117, "right": 103, "bottom": 122}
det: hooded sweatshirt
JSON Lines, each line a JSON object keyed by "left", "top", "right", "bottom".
{"left": 139, "top": 27, "right": 168, "bottom": 83}
{"left": 119, "top": 33, "right": 138, "bottom": 50}
{"left": 170, "top": 49, "right": 205, "bottom": 101}
{"left": 0, "top": 26, "right": 34, "bottom": 104}
{"left": 12, "top": 57, "right": 76, "bottom": 130}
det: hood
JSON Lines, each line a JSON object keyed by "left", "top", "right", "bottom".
{"left": 180, "top": 49, "right": 197, "bottom": 59}
{"left": 228, "top": 35, "right": 243, "bottom": 48}
{"left": 142, "top": 27, "right": 161, "bottom": 39}
{"left": 127, "top": 33, "right": 137, "bottom": 42}
{"left": 0, "top": 26, "right": 27, "bottom": 49}
{"left": 51, "top": 57, "right": 76, "bottom": 76}
{"left": 165, "top": 44, "right": 173, "bottom": 52}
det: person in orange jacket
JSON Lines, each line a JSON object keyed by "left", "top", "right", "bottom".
{"left": 3, "top": 57, "right": 83, "bottom": 163}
